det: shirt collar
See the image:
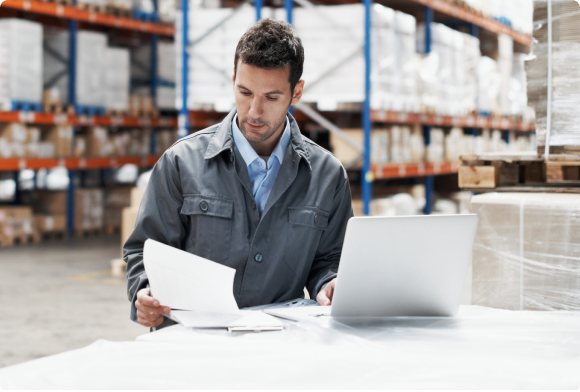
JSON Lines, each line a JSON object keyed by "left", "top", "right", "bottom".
{"left": 232, "top": 114, "right": 291, "bottom": 168}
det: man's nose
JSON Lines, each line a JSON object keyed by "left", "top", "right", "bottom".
{"left": 248, "top": 96, "right": 264, "bottom": 119}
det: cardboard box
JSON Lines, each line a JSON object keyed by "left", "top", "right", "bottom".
{"left": 121, "top": 206, "right": 139, "bottom": 257}
{"left": 43, "top": 125, "right": 73, "bottom": 158}
{"left": 0, "top": 206, "right": 34, "bottom": 239}
{"left": 74, "top": 189, "right": 104, "bottom": 231}
{"left": 34, "top": 214, "right": 66, "bottom": 233}
{"left": 130, "top": 187, "right": 145, "bottom": 207}
{"left": 0, "top": 123, "right": 28, "bottom": 143}
{"left": 21, "top": 191, "right": 68, "bottom": 215}
{"left": 85, "top": 126, "right": 113, "bottom": 158}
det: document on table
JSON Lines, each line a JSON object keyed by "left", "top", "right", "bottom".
{"left": 143, "top": 239, "right": 283, "bottom": 330}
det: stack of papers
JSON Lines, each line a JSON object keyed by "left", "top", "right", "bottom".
{"left": 143, "top": 239, "right": 284, "bottom": 331}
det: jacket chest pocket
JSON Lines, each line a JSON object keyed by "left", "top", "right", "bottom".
{"left": 180, "top": 194, "right": 234, "bottom": 262}
{"left": 284, "top": 206, "right": 329, "bottom": 273}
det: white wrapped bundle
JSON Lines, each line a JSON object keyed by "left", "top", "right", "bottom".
{"left": 0, "top": 19, "right": 43, "bottom": 110}
{"left": 106, "top": 47, "right": 130, "bottom": 111}
{"left": 43, "top": 29, "right": 107, "bottom": 108}
{"left": 472, "top": 192, "right": 580, "bottom": 311}
{"left": 526, "top": 0, "right": 580, "bottom": 153}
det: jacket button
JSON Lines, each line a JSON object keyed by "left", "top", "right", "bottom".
{"left": 254, "top": 253, "right": 263, "bottom": 263}
{"left": 251, "top": 201, "right": 256, "bottom": 210}
{"left": 199, "top": 201, "right": 209, "bottom": 212}
{"left": 314, "top": 214, "right": 319, "bottom": 224}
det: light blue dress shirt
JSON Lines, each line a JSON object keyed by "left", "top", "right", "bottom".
{"left": 232, "top": 114, "right": 291, "bottom": 216}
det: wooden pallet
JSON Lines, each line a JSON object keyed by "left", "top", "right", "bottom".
{"left": 459, "top": 153, "right": 545, "bottom": 189}
{"left": 459, "top": 152, "right": 580, "bottom": 190}
{"left": 545, "top": 160, "right": 580, "bottom": 183}
{"left": 0, "top": 233, "right": 41, "bottom": 247}
{"left": 105, "top": 225, "right": 121, "bottom": 235}
{"left": 106, "top": 5, "right": 132, "bottom": 18}
{"left": 75, "top": 228, "right": 103, "bottom": 238}
{"left": 44, "top": 103, "right": 74, "bottom": 115}
{"left": 106, "top": 109, "right": 128, "bottom": 118}
{"left": 77, "top": 2, "right": 106, "bottom": 14}
{"left": 40, "top": 231, "right": 67, "bottom": 241}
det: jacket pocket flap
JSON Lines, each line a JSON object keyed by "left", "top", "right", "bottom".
{"left": 288, "top": 207, "right": 329, "bottom": 230}
{"left": 181, "top": 194, "right": 234, "bottom": 219}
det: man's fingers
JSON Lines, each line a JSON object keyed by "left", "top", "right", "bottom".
{"left": 136, "top": 289, "right": 160, "bottom": 307}
{"left": 135, "top": 300, "right": 171, "bottom": 315}
{"left": 137, "top": 309, "right": 164, "bottom": 322}
{"left": 138, "top": 316, "right": 164, "bottom": 328}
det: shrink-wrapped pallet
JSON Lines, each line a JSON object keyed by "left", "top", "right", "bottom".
{"left": 106, "top": 48, "right": 130, "bottom": 111}
{"left": 526, "top": 0, "right": 580, "bottom": 154}
{"left": 43, "top": 29, "right": 108, "bottom": 108}
{"left": 471, "top": 192, "right": 580, "bottom": 311}
{"left": 0, "top": 19, "right": 43, "bottom": 110}
{"left": 131, "top": 41, "right": 176, "bottom": 109}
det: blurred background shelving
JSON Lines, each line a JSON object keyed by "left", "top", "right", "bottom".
{"left": 0, "top": 0, "right": 537, "bottom": 247}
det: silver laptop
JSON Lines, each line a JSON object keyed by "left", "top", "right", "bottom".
{"left": 267, "top": 214, "right": 478, "bottom": 320}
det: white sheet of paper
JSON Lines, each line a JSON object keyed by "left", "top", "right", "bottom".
{"left": 143, "top": 239, "right": 241, "bottom": 315}
{"left": 264, "top": 307, "right": 331, "bottom": 322}
{"left": 170, "top": 310, "right": 284, "bottom": 329}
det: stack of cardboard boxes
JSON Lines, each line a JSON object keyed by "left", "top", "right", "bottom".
{"left": 0, "top": 206, "right": 38, "bottom": 246}
{"left": 0, "top": 123, "right": 73, "bottom": 159}
{"left": 104, "top": 187, "right": 132, "bottom": 232}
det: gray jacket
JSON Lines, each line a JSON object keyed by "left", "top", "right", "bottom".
{"left": 124, "top": 109, "right": 353, "bottom": 323}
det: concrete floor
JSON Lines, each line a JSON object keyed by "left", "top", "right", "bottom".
{"left": 0, "top": 234, "right": 145, "bottom": 369}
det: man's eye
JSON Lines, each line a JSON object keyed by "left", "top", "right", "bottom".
{"left": 267, "top": 97, "right": 277, "bottom": 101}
{"left": 241, "top": 91, "right": 251, "bottom": 96}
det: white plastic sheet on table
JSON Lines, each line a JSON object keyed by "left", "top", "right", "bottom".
{"left": 1, "top": 305, "right": 580, "bottom": 389}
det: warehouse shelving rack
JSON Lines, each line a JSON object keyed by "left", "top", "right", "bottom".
{"left": 0, "top": 0, "right": 175, "bottom": 236}
{"left": 177, "top": 0, "right": 534, "bottom": 215}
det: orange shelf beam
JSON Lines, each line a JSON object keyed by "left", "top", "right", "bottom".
{"left": 0, "top": 155, "right": 162, "bottom": 172}
{"left": 0, "top": 111, "right": 178, "bottom": 127}
{"left": 371, "top": 110, "right": 535, "bottom": 132}
{"left": 1, "top": 0, "right": 174, "bottom": 36}
{"left": 408, "top": 0, "right": 532, "bottom": 46}
{"left": 372, "top": 161, "right": 459, "bottom": 180}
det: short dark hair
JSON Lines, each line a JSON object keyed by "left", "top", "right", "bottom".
{"left": 234, "top": 19, "right": 304, "bottom": 94}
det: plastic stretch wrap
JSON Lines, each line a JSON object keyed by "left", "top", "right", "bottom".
{"left": 43, "top": 29, "right": 107, "bottom": 108}
{"left": 0, "top": 19, "right": 43, "bottom": 109}
{"left": 471, "top": 193, "right": 580, "bottom": 311}
{"left": 1, "top": 305, "right": 580, "bottom": 389}
{"left": 526, "top": 0, "right": 580, "bottom": 149}
{"left": 417, "top": 23, "right": 482, "bottom": 116}
{"left": 105, "top": 48, "right": 130, "bottom": 111}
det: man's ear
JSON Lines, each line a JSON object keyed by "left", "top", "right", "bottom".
{"left": 291, "top": 80, "right": 305, "bottom": 105}
{"left": 232, "top": 67, "right": 236, "bottom": 85}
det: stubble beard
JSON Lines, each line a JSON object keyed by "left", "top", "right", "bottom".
{"left": 239, "top": 115, "right": 287, "bottom": 144}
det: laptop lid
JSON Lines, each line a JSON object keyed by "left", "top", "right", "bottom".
{"left": 330, "top": 214, "right": 478, "bottom": 318}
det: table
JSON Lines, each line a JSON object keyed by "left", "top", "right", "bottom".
{"left": 1, "top": 306, "right": 580, "bottom": 389}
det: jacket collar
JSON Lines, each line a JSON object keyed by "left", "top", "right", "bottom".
{"left": 204, "top": 108, "right": 312, "bottom": 170}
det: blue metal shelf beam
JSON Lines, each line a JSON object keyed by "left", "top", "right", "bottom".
{"left": 423, "top": 6, "right": 434, "bottom": 215}
{"left": 362, "top": 0, "right": 372, "bottom": 215}
{"left": 178, "top": 0, "right": 190, "bottom": 138}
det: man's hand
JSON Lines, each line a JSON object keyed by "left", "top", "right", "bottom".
{"left": 135, "top": 288, "right": 171, "bottom": 328}
{"left": 316, "top": 278, "right": 337, "bottom": 306}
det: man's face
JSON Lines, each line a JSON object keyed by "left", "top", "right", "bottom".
{"left": 233, "top": 60, "right": 303, "bottom": 149}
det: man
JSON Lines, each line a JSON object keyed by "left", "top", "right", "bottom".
{"left": 124, "top": 19, "right": 353, "bottom": 329}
